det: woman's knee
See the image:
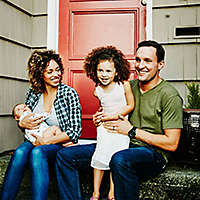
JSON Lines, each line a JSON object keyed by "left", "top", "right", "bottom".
{"left": 29, "top": 147, "right": 45, "bottom": 167}
{"left": 12, "top": 146, "right": 30, "bottom": 164}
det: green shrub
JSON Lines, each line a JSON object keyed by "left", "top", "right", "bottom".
{"left": 185, "top": 82, "right": 200, "bottom": 109}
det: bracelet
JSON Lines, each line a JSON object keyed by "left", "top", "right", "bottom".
{"left": 128, "top": 126, "right": 137, "bottom": 139}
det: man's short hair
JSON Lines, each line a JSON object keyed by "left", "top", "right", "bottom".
{"left": 136, "top": 40, "right": 165, "bottom": 62}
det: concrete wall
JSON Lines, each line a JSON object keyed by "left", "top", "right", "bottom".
{"left": 0, "top": 0, "right": 47, "bottom": 153}
{"left": 152, "top": 0, "right": 200, "bottom": 106}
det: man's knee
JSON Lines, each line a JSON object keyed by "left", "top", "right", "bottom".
{"left": 110, "top": 151, "right": 126, "bottom": 170}
{"left": 56, "top": 147, "right": 75, "bottom": 165}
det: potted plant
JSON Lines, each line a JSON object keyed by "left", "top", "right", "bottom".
{"left": 177, "top": 82, "right": 200, "bottom": 165}
{"left": 185, "top": 82, "right": 200, "bottom": 109}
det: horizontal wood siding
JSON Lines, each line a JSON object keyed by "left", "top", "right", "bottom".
{"left": 0, "top": 0, "right": 47, "bottom": 152}
{"left": 152, "top": 0, "right": 200, "bottom": 105}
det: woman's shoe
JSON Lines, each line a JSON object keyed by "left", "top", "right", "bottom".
{"left": 107, "top": 197, "right": 115, "bottom": 200}
{"left": 90, "top": 197, "right": 99, "bottom": 200}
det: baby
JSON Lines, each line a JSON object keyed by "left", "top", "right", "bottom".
{"left": 13, "top": 103, "right": 60, "bottom": 143}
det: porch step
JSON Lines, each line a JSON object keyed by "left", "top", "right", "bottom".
{"left": 0, "top": 153, "right": 200, "bottom": 200}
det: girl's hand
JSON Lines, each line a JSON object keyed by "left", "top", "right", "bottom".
{"left": 101, "top": 113, "right": 119, "bottom": 122}
{"left": 18, "top": 113, "right": 43, "bottom": 130}
{"left": 93, "top": 107, "right": 104, "bottom": 127}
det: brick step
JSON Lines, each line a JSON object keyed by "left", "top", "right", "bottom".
{"left": 0, "top": 154, "right": 200, "bottom": 200}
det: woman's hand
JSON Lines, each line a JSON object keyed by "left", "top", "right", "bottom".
{"left": 32, "top": 126, "right": 65, "bottom": 146}
{"left": 18, "top": 113, "right": 43, "bottom": 130}
{"left": 32, "top": 135, "right": 45, "bottom": 146}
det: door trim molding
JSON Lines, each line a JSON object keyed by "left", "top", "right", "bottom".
{"left": 47, "top": 0, "right": 59, "bottom": 51}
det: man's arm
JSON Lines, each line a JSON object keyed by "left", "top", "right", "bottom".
{"left": 103, "top": 116, "right": 181, "bottom": 152}
{"left": 134, "top": 127, "right": 181, "bottom": 152}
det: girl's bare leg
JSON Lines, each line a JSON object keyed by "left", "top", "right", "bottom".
{"left": 108, "top": 172, "right": 115, "bottom": 199}
{"left": 92, "top": 168, "right": 104, "bottom": 198}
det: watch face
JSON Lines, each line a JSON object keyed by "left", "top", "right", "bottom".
{"left": 128, "top": 127, "right": 136, "bottom": 139}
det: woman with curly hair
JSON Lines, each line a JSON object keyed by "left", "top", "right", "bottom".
{"left": 85, "top": 46, "right": 135, "bottom": 200}
{"left": 0, "top": 50, "right": 81, "bottom": 200}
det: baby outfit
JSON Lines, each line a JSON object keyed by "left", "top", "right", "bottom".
{"left": 19, "top": 111, "right": 49, "bottom": 143}
{"left": 91, "top": 83, "right": 130, "bottom": 170}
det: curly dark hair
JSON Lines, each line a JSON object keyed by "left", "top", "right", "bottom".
{"left": 83, "top": 46, "right": 130, "bottom": 86}
{"left": 27, "top": 50, "right": 64, "bottom": 93}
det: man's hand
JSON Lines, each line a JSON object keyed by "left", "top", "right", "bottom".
{"left": 18, "top": 113, "right": 43, "bottom": 130}
{"left": 103, "top": 115, "right": 133, "bottom": 135}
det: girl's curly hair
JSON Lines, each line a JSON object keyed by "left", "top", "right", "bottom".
{"left": 83, "top": 46, "right": 130, "bottom": 86}
{"left": 27, "top": 50, "right": 64, "bottom": 93}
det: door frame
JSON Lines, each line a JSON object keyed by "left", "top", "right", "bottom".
{"left": 47, "top": 0, "right": 59, "bottom": 51}
{"left": 46, "top": 0, "right": 153, "bottom": 51}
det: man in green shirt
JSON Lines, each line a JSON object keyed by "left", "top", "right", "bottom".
{"left": 103, "top": 40, "right": 183, "bottom": 199}
{"left": 55, "top": 41, "right": 183, "bottom": 200}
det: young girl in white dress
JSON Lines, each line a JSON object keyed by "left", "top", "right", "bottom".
{"left": 84, "top": 46, "right": 135, "bottom": 200}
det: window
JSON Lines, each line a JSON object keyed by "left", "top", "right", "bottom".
{"left": 174, "top": 26, "right": 200, "bottom": 38}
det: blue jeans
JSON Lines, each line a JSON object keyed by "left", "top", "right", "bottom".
{"left": 0, "top": 141, "right": 62, "bottom": 200}
{"left": 56, "top": 143, "right": 166, "bottom": 200}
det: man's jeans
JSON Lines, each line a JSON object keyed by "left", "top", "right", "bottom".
{"left": 0, "top": 141, "right": 62, "bottom": 200}
{"left": 56, "top": 143, "right": 166, "bottom": 200}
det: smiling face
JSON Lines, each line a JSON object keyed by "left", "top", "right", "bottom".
{"left": 43, "top": 59, "right": 62, "bottom": 88}
{"left": 135, "top": 46, "right": 164, "bottom": 84}
{"left": 96, "top": 60, "right": 117, "bottom": 87}
{"left": 14, "top": 104, "right": 32, "bottom": 120}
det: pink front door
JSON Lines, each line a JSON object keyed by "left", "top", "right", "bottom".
{"left": 59, "top": 0, "right": 146, "bottom": 139}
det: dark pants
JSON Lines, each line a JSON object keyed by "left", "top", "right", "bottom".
{"left": 56, "top": 143, "right": 166, "bottom": 200}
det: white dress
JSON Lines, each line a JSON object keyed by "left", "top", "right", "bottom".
{"left": 91, "top": 83, "right": 130, "bottom": 170}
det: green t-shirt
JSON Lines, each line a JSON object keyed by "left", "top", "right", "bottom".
{"left": 129, "top": 79, "right": 183, "bottom": 162}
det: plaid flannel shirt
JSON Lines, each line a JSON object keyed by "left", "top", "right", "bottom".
{"left": 25, "top": 83, "right": 81, "bottom": 143}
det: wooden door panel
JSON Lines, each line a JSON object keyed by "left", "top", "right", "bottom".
{"left": 69, "top": 9, "right": 138, "bottom": 59}
{"left": 69, "top": 67, "right": 99, "bottom": 138}
{"left": 59, "top": 0, "right": 146, "bottom": 139}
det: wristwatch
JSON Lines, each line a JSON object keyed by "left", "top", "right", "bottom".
{"left": 128, "top": 126, "right": 137, "bottom": 139}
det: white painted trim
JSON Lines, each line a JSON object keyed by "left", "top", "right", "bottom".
{"left": 47, "top": 0, "right": 59, "bottom": 51}
{"left": 146, "top": 0, "right": 152, "bottom": 40}
{"left": 78, "top": 139, "right": 97, "bottom": 145}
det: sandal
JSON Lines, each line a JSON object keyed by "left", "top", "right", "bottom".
{"left": 90, "top": 197, "right": 99, "bottom": 200}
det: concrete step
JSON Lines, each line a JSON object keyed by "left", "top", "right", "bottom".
{"left": 0, "top": 153, "right": 200, "bottom": 200}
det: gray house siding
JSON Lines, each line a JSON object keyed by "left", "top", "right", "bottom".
{"left": 0, "top": 0, "right": 47, "bottom": 153}
{"left": 152, "top": 0, "right": 200, "bottom": 106}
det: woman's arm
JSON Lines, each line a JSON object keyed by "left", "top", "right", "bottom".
{"left": 62, "top": 87, "right": 82, "bottom": 143}
{"left": 32, "top": 126, "right": 71, "bottom": 146}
